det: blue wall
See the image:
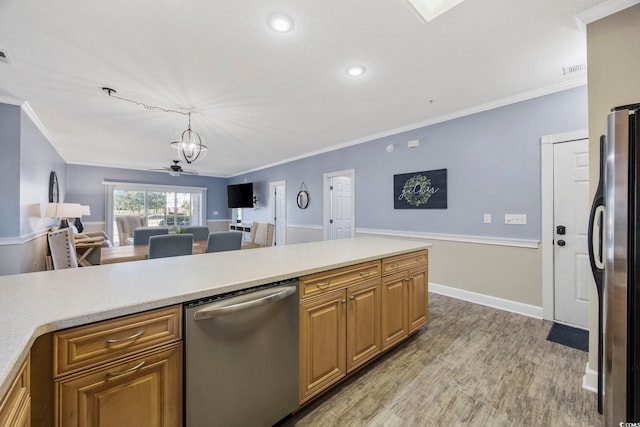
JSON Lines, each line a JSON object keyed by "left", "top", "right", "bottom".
{"left": 231, "top": 86, "right": 589, "bottom": 240}
{"left": 0, "top": 104, "right": 21, "bottom": 237}
{"left": 65, "top": 165, "right": 229, "bottom": 223}
{"left": 0, "top": 103, "right": 66, "bottom": 238}
{"left": 20, "top": 108, "right": 67, "bottom": 235}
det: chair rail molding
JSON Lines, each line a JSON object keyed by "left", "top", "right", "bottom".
{"left": 356, "top": 227, "right": 539, "bottom": 249}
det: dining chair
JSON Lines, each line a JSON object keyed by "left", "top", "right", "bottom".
{"left": 133, "top": 226, "right": 169, "bottom": 245}
{"left": 148, "top": 234, "right": 194, "bottom": 259}
{"left": 251, "top": 222, "right": 275, "bottom": 247}
{"left": 116, "top": 215, "right": 147, "bottom": 245}
{"left": 48, "top": 228, "right": 78, "bottom": 269}
{"left": 183, "top": 226, "right": 210, "bottom": 241}
{"left": 206, "top": 231, "right": 243, "bottom": 253}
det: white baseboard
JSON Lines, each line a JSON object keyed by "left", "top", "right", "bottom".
{"left": 582, "top": 362, "right": 598, "bottom": 394}
{"left": 429, "top": 282, "right": 543, "bottom": 319}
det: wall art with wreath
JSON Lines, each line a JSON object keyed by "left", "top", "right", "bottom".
{"left": 393, "top": 169, "right": 447, "bottom": 209}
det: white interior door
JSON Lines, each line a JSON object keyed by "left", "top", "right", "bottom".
{"left": 553, "top": 138, "right": 590, "bottom": 329}
{"left": 269, "top": 181, "right": 286, "bottom": 246}
{"left": 323, "top": 170, "right": 355, "bottom": 240}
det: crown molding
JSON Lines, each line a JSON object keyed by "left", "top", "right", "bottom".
{"left": 577, "top": 0, "right": 640, "bottom": 25}
{"left": 231, "top": 79, "right": 587, "bottom": 177}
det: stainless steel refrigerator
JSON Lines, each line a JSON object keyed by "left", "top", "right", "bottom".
{"left": 589, "top": 103, "right": 640, "bottom": 425}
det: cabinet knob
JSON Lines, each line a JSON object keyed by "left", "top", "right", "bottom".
{"left": 349, "top": 295, "right": 355, "bottom": 300}
{"left": 341, "top": 299, "right": 346, "bottom": 304}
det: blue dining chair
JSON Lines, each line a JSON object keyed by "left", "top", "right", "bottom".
{"left": 133, "top": 226, "right": 169, "bottom": 245}
{"left": 183, "top": 226, "right": 210, "bottom": 241}
{"left": 206, "top": 231, "right": 243, "bottom": 253}
{"left": 148, "top": 234, "right": 193, "bottom": 259}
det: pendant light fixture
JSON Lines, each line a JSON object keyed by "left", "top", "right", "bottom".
{"left": 102, "top": 87, "right": 207, "bottom": 164}
{"left": 170, "top": 112, "right": 207, "bottom": 164}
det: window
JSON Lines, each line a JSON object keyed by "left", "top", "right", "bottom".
{"left": 105, "top": 182, "right": 207, "bottom": 245}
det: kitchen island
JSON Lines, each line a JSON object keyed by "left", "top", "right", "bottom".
{"left": 0, "top": 236, "right": 430, "bottom": 423}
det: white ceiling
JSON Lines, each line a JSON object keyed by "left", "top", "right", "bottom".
{"left": 0, "top": 0, "right": 610, "bottom": 177}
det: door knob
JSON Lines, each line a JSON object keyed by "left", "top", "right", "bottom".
{"left": 557, "top": 239, "right": 566, "bottom": 247}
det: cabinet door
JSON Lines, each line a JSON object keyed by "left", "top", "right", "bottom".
{"left": 299, "top": 289, "right": 347, "bottom": 403}
{"left": 0, "top": 358, "right": 30, "bottom": 427}
{"left": 346, "top": 278, "right": 381, "bottom": 372}
{"left": 408, "top": 265, "right": 429, "bottom": 333}
{"left": 56, "top": 343, "right": 182, "bottom": 427}
{"left": 381, "top": 271, "right": 409, "bottom": 350}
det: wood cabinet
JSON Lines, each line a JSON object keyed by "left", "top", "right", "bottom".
{"left": 299, "top": 251, "right": 428, "bottom": 405}
{"left": 346, "top": 279, "right": 382, "bottom": 372}
{"left": 299, "top": 262, "right": 382, "bottom": 404}
{"left": 381, "top": 250, "right": 429, "bottom": 350}
{"left": 53, "top": 306, "right": 183, "bottom": 427}
{"left": 55, "top": 344, "right": 181, "bottom": 427}
{"left": 299, "top": 289, "right": 347, "bottom": 403}
{"left": 0, "top": 357, "right": 30, "bottom": 427}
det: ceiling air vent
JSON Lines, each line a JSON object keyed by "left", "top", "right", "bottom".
{"left": 562, "top": 63, "right": 586, "bottom": 76}
{"left": 0, "top": 50, "right": 11, "bottom": 65}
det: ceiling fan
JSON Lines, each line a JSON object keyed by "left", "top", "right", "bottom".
{"left": 150, "top": 160, "right": 199, "bottom": 177}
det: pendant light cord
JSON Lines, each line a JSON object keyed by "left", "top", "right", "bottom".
{"left": 102, "top": 87, "right": 190, "bottom": 116}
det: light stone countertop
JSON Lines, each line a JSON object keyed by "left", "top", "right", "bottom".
{"left": 0, "top": 236, "right": 431, "bottom": 399}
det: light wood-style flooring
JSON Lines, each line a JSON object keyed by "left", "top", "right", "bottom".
{"left": 284, "top": 293, "right": 602, "bottom": 426}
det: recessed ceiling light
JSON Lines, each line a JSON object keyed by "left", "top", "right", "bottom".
{"left": 267, "top": 14, "right": 294, "bottom": 32}
{"left": 346, "top": 65, "right": 366, "bottom": 77}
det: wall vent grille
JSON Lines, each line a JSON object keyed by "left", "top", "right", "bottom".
{"left": 562, "top": 63, "right": 586, "bottom": 75}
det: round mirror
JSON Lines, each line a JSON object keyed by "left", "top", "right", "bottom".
{"left": 297, "top": 190, "right": 309, "bottom": 209}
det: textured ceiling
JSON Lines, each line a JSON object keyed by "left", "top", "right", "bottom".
{"left": 0, "top": 0, "right": 607, "bottom": 177}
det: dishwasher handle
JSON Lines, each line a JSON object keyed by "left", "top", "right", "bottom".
{"left": 193, "top": 285, "right": 297, "bottom": 321}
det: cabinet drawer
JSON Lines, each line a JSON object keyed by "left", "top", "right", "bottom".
{"left": 54, "top": 305, "right": 182, "bottom": 377}
{"left": 0, "top": 357, "right": 30, "bottom": 427}
{"left": 300, "top": 261, "right": 381, "bottom": 299}
{"left": 382, "top": 250, "right": 428, "bottom": 276}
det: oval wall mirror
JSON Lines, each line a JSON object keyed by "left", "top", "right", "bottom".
{"left": 297, "top": 190, "right": 309, "bottom": 209}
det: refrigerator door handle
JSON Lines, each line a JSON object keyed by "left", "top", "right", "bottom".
{"left": 587, "top": 134, "right": 606, "bottom": 415}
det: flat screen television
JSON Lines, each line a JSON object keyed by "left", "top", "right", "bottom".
{"left": 227, "top": 183, "right": 254, "bottom": 208}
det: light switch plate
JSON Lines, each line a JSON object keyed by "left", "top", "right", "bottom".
{"left": 505, "top": 214, "right": 527, "bottom": 225}
{"left": 483, "top": 214, "right": 492, "bottom": 224}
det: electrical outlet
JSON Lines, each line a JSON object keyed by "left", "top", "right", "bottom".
{"left": 504, "top": 214, "right": 527, "bottom": 225}
{"left": 484, "top": 214, "right": 492, "bottom": 224}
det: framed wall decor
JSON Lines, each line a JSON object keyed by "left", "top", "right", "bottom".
{"left": 394, "top": 168, "right": 447, "bottom": 209}
{"left": 49, "top": 171, "right": 59, "bottom": 202}
{"left": 296, "top": 182, "right": 309, "bottom": 209}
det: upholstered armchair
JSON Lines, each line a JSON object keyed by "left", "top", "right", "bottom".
{"left": 115, "top": 215, "right": 147, "bottom": 246}
{"left": 250, "top": 222, "right": 275, "bottom": 247}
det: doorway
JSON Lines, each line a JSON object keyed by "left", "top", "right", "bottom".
{"left": 323, "top": 169, "right": 355, "bottom": 240}
{"left": 541, "top": 130, "right": 590, "bottom": 329}
{"left": 269, "top": 181, "right": 286, "bottom": 246}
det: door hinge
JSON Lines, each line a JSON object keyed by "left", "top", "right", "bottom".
{"left": 330, "top": 185, "right": 333, "bottom": 190}
{"left": 330, "top": 219, "right": 334, "bottom": 224}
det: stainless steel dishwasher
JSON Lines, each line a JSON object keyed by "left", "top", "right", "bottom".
{"left": 184, "top": 279, "right": 299, "bottom": 427}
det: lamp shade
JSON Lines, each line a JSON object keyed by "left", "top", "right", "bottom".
{"left": 45, "top": 202, "right": 59, "bottom": 218}
{"left": 81, "top": 205, "right": 91, "bottom": 216}
{"left": 56, "top": 203, "right": 82, "bottom": 218}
